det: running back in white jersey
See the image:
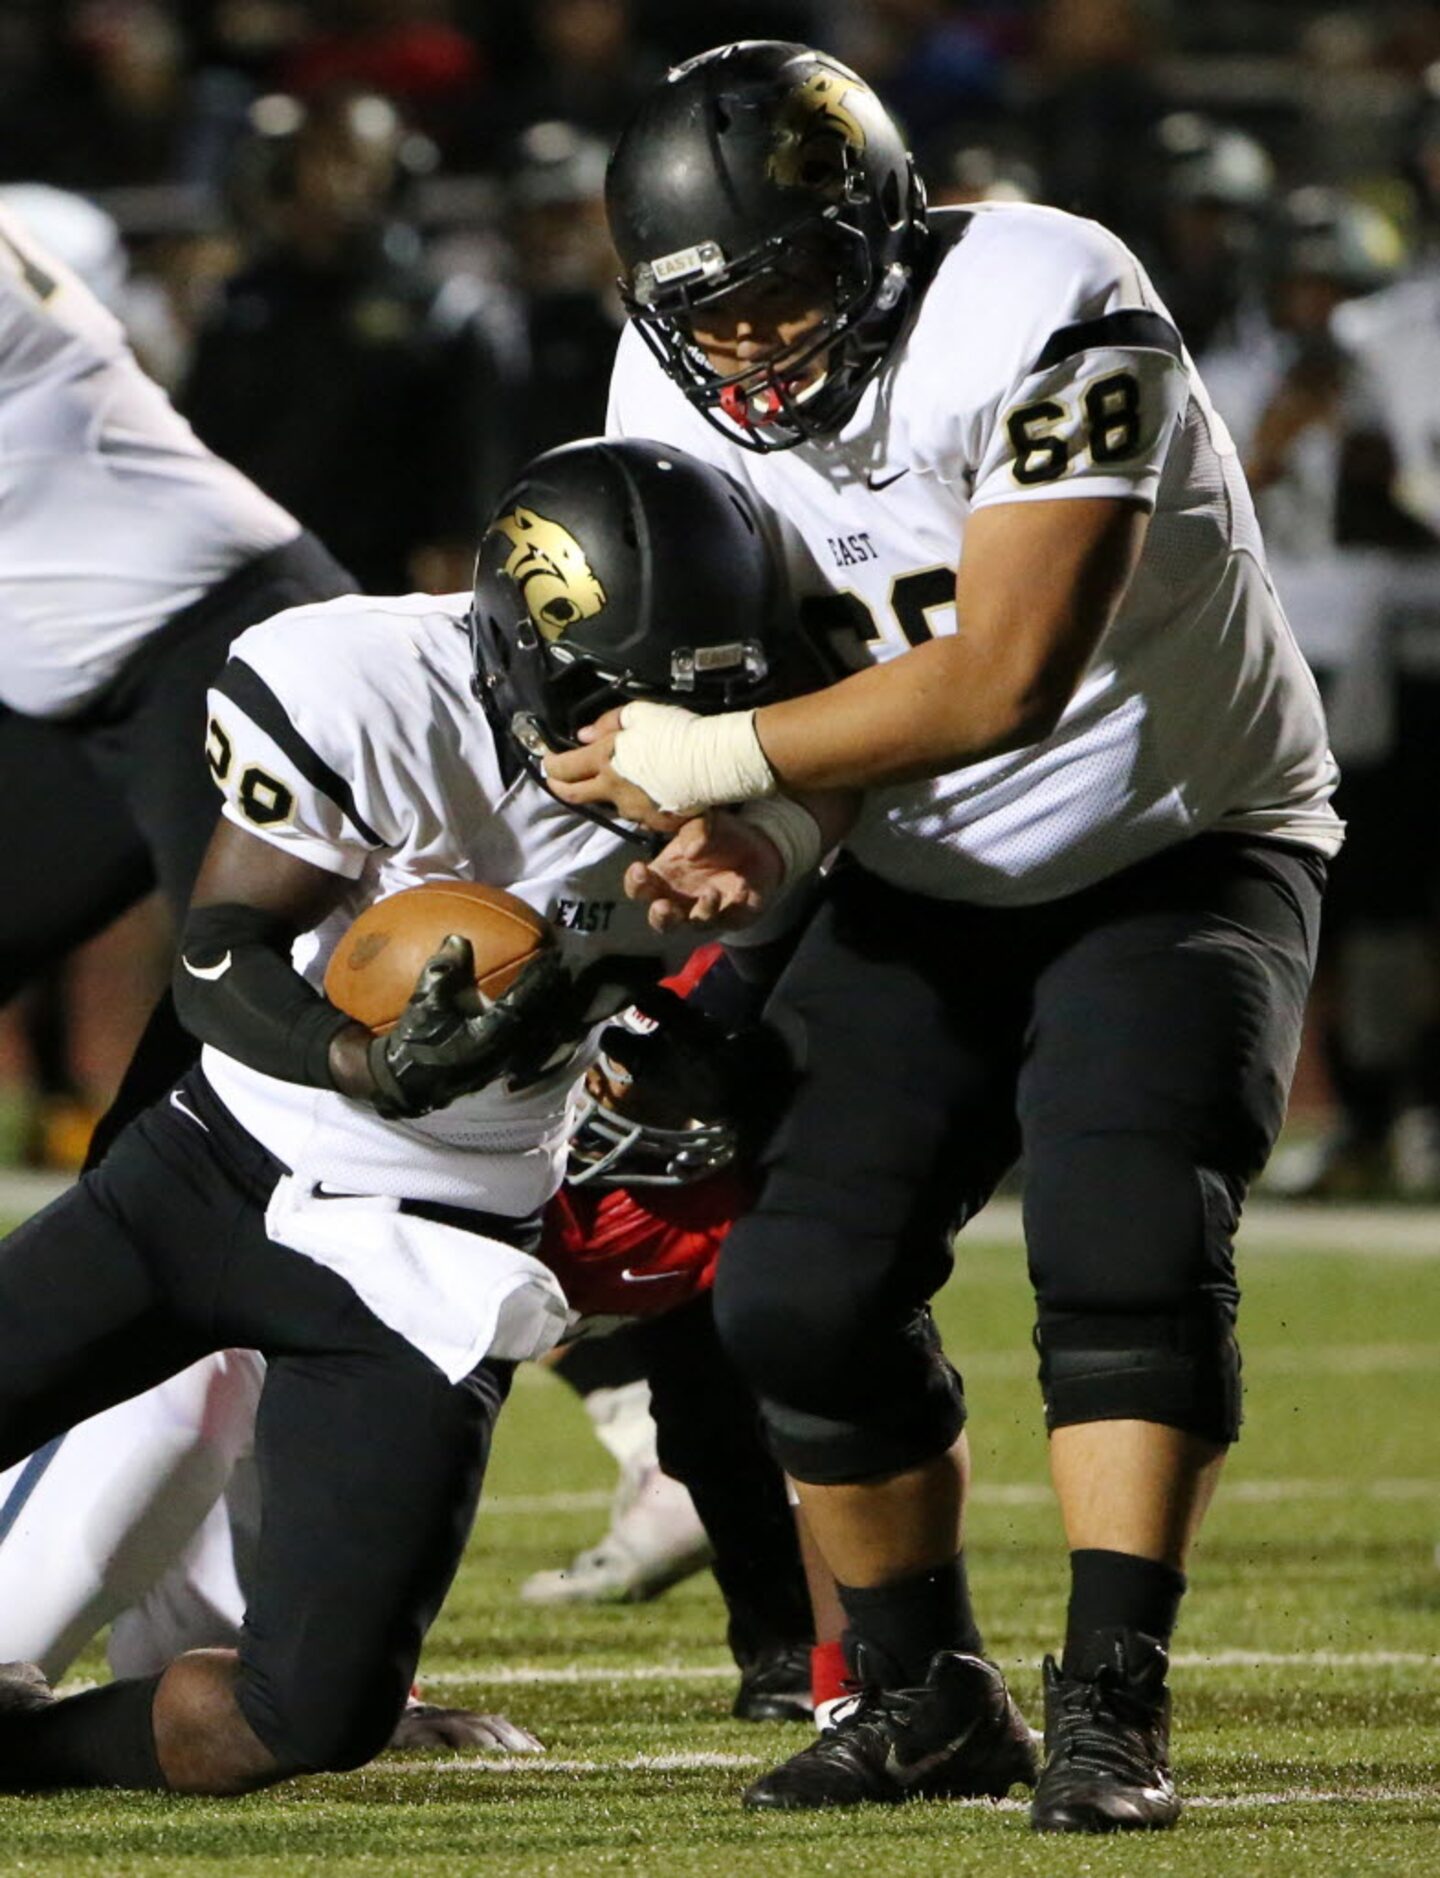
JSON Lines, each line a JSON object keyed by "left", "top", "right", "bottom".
{"left": 609, "top": 203, "right": 1342, "bottom": 905}
{"left": 200, "top": 591, "right": 692, "bottom": 1216}
{"left": 0, "top": 203, "right": 298, "bottom": 718}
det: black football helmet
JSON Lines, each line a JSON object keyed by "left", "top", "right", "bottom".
{"left": 606, "top": 41, "right": 927, "bottom": 451}
{"left": 469, "top": 437, "right": 795, "bottom": 821}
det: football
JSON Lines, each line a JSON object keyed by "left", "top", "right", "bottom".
{"left": 323, "top": 881, "right": 550, "bottom": 1032}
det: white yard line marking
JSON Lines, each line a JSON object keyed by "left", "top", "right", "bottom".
{"left": 972, "top": 1477, "right": 1439, "bottom": 1505}
{"left": 968, "top": 1197, "right": 1440, "bottom": 1256}
{"left": 417, "top": 1648, "right": 1439, "bottom": 1690}
{"left": 479, "top": 1476, "right": 1438, "bottom": 1517}
{"left": 420, "top": 1664, "right": 736, "bottom": 1687}
{"left": 59, "top": 1649, "right": 1430, "bottom": 1702}
{"left": 1172, "top": 1651, "right": 1440, "bottom": 1669}
{"left": 1259, "top": 1344, "right": 1440, "bottom": 1373}
{"left": 372, "top": 1756, "right": 1437, "bottom": 1806}
{"left": 379, "top": 1750, "right": 763, "bottom": 1775}
{"left": 480, "top": 1489, "right": 612, "bottom": 1515}
{"left": 1, "top": 1173, "right": 1438, "bottom": 1255}
{"left": 959, "top": 1345, "right": 1440, "bottom": 1379}
{"left": 0, "top": 1170, "right": 70, "bottom": 1216}
{"left": 1187, "top": 1788, "right": 1438, "bottom": 1809}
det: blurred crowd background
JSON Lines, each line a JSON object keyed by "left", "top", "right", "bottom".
{"left": 5, "top": 0, "right": 1440, "bottom": 1200}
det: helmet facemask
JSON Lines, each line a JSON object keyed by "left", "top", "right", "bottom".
{"left": 470, "top": 605, "right": 774, "bottom": 770}
{"left": 566, "top": 1090, "right": 738, "bottom": 1187}
{"left": 625, "top": 194, "right": 915, "bottom": 453}
{"left": 567, "top": 1058, "right": 738, "bottom": 1187}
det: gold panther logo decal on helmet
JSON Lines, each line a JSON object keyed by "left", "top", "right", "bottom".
{"left": 767, "top": 66, "right": 870, "bottom": 193}
{"left": 492, "top": 507, "right": 607, "bottom": 641}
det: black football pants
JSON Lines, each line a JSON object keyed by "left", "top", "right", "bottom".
{"left": 713, "top": 835, "right": 1325, "bottom": 1481}
{"left": 0, "top": 1073, "right": 510, "bottom": 1775}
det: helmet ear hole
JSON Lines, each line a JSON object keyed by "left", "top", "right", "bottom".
{"left": 882, "top": 171, "right": 902, "bottom": 228}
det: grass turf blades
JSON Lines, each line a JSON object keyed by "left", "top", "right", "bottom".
{"left": 0, "top": 1229, "right": 1435, "bottom": 1874}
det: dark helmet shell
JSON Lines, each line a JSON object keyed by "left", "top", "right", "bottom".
{"left": 469, "top": 437, "right": 797, "bottom": 771}
{"left": 606, "top": 41, "right": 927, "bottom": 451}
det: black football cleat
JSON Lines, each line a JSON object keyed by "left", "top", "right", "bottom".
{"left": 741, "top": 1650, "right": 1037, "bottom": 1810}
{"left": 1030, "top": 1629, "right": 1181, "bottom": 1833}
{"left": 732, "top": 1644, "right": 815, "bottom": 1724}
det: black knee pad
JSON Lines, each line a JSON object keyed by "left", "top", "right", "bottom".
{"left": 1025, "top": 1131, "right": 1242, "bottom": 1440}
{"left": 757, "top": 1312, "right": 968, "bottom": 1484}
{"left": 1034, "top": 1304, "right": 1242, "bottom": 1444}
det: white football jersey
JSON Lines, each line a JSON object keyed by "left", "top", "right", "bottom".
{"left": 609, "top": 203, "right": 1342, "bottom": 904}
{"left": 1332, "top": 262, "right": 1440, "bottom": 537}
{"left": 0, "top": 203, "right": 298, "bottom": 719}
{"left": 1200, "top": 323, "right": 1344, "bottom": 564}
{"left": 199, "top": 592, "right": 690, "bottom": 1216}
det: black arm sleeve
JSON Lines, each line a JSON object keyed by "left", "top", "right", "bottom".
{"left": 173, "top": 902, "right": 352, "bottom": 1089}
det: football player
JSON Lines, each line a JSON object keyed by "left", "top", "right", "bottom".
{"left": 0, "top": 971, "right": 818, "bottom": 1737}
{"left": 0, "top": 437, "right": 797, "bottom": 1797}
{"left": 544, "top": 42, "right": 1342, "bottom": 1832}
{"left": 0, "top": 191, "right": 356, "bottom": 1146}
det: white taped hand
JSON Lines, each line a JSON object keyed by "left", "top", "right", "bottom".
{"left": 611, "top": 700, "right": 778, "bottom": 814}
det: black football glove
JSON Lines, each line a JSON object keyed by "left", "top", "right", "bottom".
{"left": 502, "top": 955, "right": 664, "bottom": 1091}
{"left": 367, "top": 935, "right": 571, "bottom": 1120}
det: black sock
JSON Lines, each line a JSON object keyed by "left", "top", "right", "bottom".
{"left": 0, "top": 1677, "right": 167, "bottom": 1792}
{"left": 688, "top": 1467, "right": 813, "bottom": 1666}
{"left": 1063, "top": 1548, "right": 1186, "bottom": 1674}
{"left": 838, "top": 1554, "right": 984, "bottom": 1688}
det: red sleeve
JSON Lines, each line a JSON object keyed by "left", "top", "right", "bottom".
{"left": 660, "top": 942, "right": 724, "bottom": 1000}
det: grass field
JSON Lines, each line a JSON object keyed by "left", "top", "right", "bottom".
{"left": 2, "top": 1208, "right": 1437, "bottom": 1875}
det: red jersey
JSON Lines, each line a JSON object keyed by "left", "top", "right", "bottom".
{"left": 540, "top": 1163, "right": 752, "bottom": 1321}
{"left": 538, "top": 942, "right": 749, "bottom": 1320}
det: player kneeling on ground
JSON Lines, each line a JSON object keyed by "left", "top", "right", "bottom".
{"left": 0, "top": 959, "right": 822, "bottom": 1739}
{"left": 0, "top": 437, "right": 805, "bottom": 1797}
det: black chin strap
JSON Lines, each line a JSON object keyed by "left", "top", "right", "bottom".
{"left": 535, "top": 765, "right": 666, "bottom": 859}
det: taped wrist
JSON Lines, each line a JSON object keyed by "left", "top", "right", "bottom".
{"left": 736, "top": 796, "right": 823, "bottom": 889}
{"left": 174, "top": 902, "right": 351, "bottom": 1089}
{"left": 612, "top": 702, "right": 777, "bottom": 813}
